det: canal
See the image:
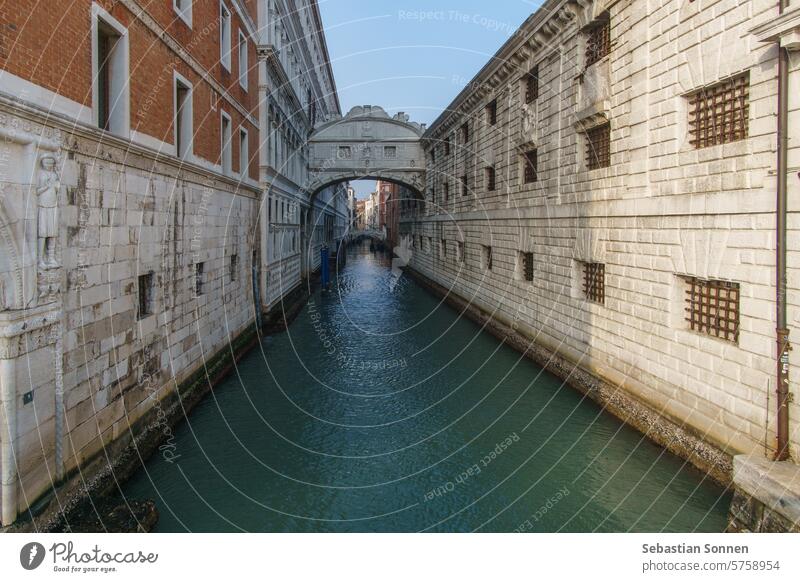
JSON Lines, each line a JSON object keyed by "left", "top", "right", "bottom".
{"left": 122, "top": 242, "right": 731, "bottom": 532}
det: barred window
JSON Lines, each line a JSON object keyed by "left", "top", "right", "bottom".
{"left": 585, "top": 19, "right": 610, "bottom": 68}
{"left": 230, "top": 254, "right": 238, "bottom": 282}
{"left": 523, "top": 150, "right": 538, "bottom": 183}
{"left": 583, "top": 263, "right": 605, "bottom": 304}
{"left": 461, "top": 175, "right": 468, "bottom": 196}
{"left": 684, "top": 277, "right": 740, "bottom": 343}
{"left": 460, "top": 122, "right": 469, "bottom": 143}
{"left": 384, "top": 146, "right": 397, "bottom": 158}
{"left": 483, "top": 245, "right": 493, "bottom": 271}
{"left": 195, "top": 262, "right": 204, "bottom": 296}
{"left": 519, "top": 251, "right": 534, "bottom": 282}
{"left": 525, "top": 66, "right": 538, "bottom": 103}
{"left": 337, "top": 146, "right": 352, "bottom": 159}
{"left": 486, "top": 166, "right": 496, "bottom": 191}
{"left": 486, "top": 99, "right": 497, "bottom": 125}
{"left": 137, "top": 272, "right": 154, "bottom": 319}
{"left": 585, "top": 123, "right": 611, "bottom": 170}
{"left": 688, "top": 73, "right": 749, "bottom": 149}
{"left": 444, "top": 182, "right": 449, "bottom": 202}
{"left": 458, "top": 241, "right": 465, "bottom": 264}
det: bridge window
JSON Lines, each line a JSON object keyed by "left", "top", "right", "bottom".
{"left": 137, "top": 272, "right": 154, "bottom": 319}
{"left": 486, "top": 100, "right": 497, "bottom": 125}
{"left": 518, "top": 251, "right": 534, "bottom": 282}
{"left": 485, "top": 166, "right": 496, "bottom": 191}
{"left": 688, "top": 73, "right": 749, "bottom": 149}
{"left": 384, "top": 146, "right": 397, "bottom": 159}
{"left": 582, "top": 262, "right": 605, "bottom": 304}
{"left": 337, "top": 146, "right": 352, "bottom": 159}
{"left": 524, "top": 66, "right": 538, "bottom": 104}
{"left": 522, "top": 149, "right": 538, "bottom": 183}
{"left": 461, "top": 175, "right": 468, "bottom": 197}
{"left": 585, "top": 17, "right": 611, "bottom": 69}
{"left": 585, "top": 123, "right": 611, "bottom": 170}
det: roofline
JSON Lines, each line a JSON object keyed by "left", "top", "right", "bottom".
{"left": 310, "top": 0, "right": 341, "bottom": 115}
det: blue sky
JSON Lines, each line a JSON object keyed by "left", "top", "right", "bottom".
{"left": 317, "top": 0, "right": 540, "bottom": 198}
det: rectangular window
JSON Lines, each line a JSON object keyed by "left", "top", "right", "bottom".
{"left": 195, "top": 262, "right": 204, "bottom": 296}
{"left": 337, "top": 146, "right": 352, "bottom": 159}
{"left": 445, "top": 136, "right": 451, "bottom": 156}
{"left": 525, "top": 66, "right": 538, "bottom": 103}
{"left": 239, "top": 128, "right": 248, "bottom": 177}
{"left": 173, "top": 0, "right": 192, "bottom": 27}
{"left": 585, "top": 123, "right": 611, "bottom": 170}
{"left": 519, "top": 251, "right": 534, "bottom": 282}
{"left": 384, "top": 146, "right": 397, "bottom": 158}
{"left": 583, "top": 263, "right": 605, "bottom": 304}
{"left": 238, "top": 31, "right": 248, "bottom": 89}
{"left": 460, "top": 122, "right": 469, "bottom": 144}
{"left": 461, "top": 175, "right": 468, "bottom": 197}
{"left": 688, "top": 73, "right": 749, "bottom": 149}
{"left": 220, "top": 112, "right": 232, "bottom": 174}
{"left": 440, "top": 239, "right": 446, "bottom": 259}
{"left": 94, "top": 10, "right": 128, "bottom": 136}
{"left": 585, "top": 19, "right": 610, "bottom": 68}
{"left": 137, "top": 272, "right": 154, "bottom": 319}
{"left": 485, "top": 166, "right": 496, "bottom": 191}
{"left": 230, "top": 254, "right": 238, "bottom": 282}
{"left": 430, "top": 148, "right": 435, "bottom": 163}
{"left": 486, "top": 99, "right": 497, "bottom": 125}
{"left": 220, "top": 2, "right": 232, "bottom": 71}
{"left": 458, "top": 241, "right": 465, "bottom": 264}
{"left": 684, "top": 277, "right": 740, "bottom": 343}
{"left": 523, "top": 150, "right": 538, "bottom": 183}
{"left": 483, "top": 245, "right": 492, "bottom": 271}
{"left": 175, "top": 76, "right": 192, "bottom": 159}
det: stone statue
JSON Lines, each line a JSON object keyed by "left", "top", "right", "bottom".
{"left": 36, "top": 154, "right": 59, "bottom": 268}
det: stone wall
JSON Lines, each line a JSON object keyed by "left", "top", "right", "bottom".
{"left": 409, "top": 0, "right": 800, "bottom": 470}
{"left": 0, "top": 101, "right": 260, "bottom": 525}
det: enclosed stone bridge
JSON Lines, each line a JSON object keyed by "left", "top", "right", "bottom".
{"left": 306, "top": 105, "right": 427, "bottom": 197}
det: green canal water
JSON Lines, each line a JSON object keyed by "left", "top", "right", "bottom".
{"left": 122, "top": 243, "right": 731, "bottom": 532}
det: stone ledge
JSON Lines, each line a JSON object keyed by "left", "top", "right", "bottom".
{"left": 733, "top": 454, "right": 800, "bottom": 528}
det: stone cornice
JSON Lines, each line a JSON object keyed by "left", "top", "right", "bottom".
{"left": 0, "top": 93, "right": 261, "bottom": 198}
{"left": 750, "top": 4, "right": 800, "bottom": 51}
{"left": 424, "top": 0, "right": 622, "bottom": 141}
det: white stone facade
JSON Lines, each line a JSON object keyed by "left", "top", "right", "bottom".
{"left": 408, "top": 0, "right": 800, "bottom": 462}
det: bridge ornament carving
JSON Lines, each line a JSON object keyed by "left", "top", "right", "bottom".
{"left": 306, "top": 106, "right": 426, "bottom": 195}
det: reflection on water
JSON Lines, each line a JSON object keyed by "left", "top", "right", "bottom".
{"left": 122, "top": 242, "right": 731, "bottom": 532}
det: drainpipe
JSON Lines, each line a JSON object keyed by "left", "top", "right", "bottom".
{"left": 0, "top": 358, "right": 17, "bottom": 526}
{"left": 775, "top": 0, "right": 791, "bottom": 461}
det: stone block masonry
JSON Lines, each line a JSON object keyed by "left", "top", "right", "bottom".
{"left": 409, "top": 0, "right": 800, "bottom": 492}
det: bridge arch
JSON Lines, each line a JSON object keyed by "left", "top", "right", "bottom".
{"left": 306, "top": 105, "right": 427, "bottom": 196}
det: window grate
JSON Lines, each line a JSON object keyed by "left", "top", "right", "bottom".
{"left": 688, "top": 73, "right": 749, "bottom": 149}
{"left": 525, "top": 66, "right": 538, "bottom": 103}
{"left": 195, "top": 262, "right": 204, "bottom": 296}
{"left": 585, "top": 123, "right": 611, "bottom": 170}
{"left": 585, "top": 20, "right": 610, "bottom": 68}
{"left": 486, "top": 100, "right": 497, "bottom": 125}
{"left": 521, "top": 252, "right": 534, "bottom": 282}
{"left": 583, "top": 263, "right": 605, "bottom": 304}
{"left": 523, "top": 150, "right": 538, "bottom": 183}
{"left": 684, "top": 277, "right": 740, "bottom": 343}
{"left": 486, "top": 166, "right": 496, "bottom": 191}
{"left": 137, "top": 273, "right": 153, "bottom": 319}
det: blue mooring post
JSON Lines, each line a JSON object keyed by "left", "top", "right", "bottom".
{"left": 321, "top": 246, "right": 330, "bottom": 289}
